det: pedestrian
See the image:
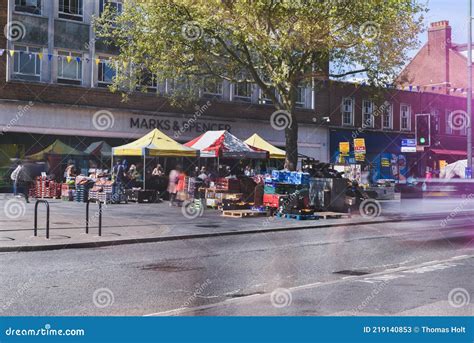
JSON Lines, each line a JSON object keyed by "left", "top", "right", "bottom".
{"left": 152, "top": 163, "right": 164, "bottom": 177}
{"left": 10, "top": 161, "right": 23, "bottom": 196}
{"left": 167, "top": 164, "right": 181, "bottom": 206}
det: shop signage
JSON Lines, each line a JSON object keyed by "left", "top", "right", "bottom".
{"left": 381, "top": 157, "right": 390, "bottom": 167}
{"left": 130, "top": 117, "right": 231, "bottom": 133}
{"left": 353, "top": 138, "right": 366, "bottom": 154}
{"left": 401, "top": 139, "right": 416, "bottom": 153}
{"left": 339, "top": 142, "right": 350, "bottom": 155}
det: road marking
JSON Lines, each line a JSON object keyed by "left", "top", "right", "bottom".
{"left": 143, "top": 254, "right": 474, "bottom": 316}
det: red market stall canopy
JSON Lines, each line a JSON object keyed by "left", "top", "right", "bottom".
{"left": 112, "top": 129, "right": 198, "bottom": 157}
{"left": 244, "top": 134, "right": 286, "bottom": 159}
{"left": 185, "top": 130, "right": 268, "bottom": 159}
{"left": 26, "top": 139, "right": 86, "bottom": 161}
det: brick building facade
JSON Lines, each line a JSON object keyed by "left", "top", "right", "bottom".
{"left": 0, "top": 1, "right": 469, "bottom": 182}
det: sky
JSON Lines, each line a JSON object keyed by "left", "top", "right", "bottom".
{"left": 415, "top": 0, "right": 469, "bottom": 55}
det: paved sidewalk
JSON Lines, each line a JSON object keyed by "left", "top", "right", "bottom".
{"left": 0, "top": 195, "right": 472, "bottom": 252}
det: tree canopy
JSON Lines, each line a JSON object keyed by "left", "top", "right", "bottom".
{"left": 96, "top": 0, "right": 426, "bottom": 169}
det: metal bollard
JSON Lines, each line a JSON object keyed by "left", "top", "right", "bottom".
{"left": 34, "top": 200, "right": 50, "bottom": 239}
{"left": 86, "top": 200, "right": 103, "bottom": 236}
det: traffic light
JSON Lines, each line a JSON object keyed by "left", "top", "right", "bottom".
{"left": 416, "top": 113, "right": 431, "bottom": 147}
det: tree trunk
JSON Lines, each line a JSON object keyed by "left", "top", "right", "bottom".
{"left": 284, "top": 114, "right": 298, "bottom": 171}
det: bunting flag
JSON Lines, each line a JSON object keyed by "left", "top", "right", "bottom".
{"left": 48, "top": 54, "right": 53, "bottom": 61}
{"left": 0, "top": 49, "right": 4, "bottom": 56}
{"left": 66, "top": 55, "right": 72, "bottom": 63}
{"left": 409, "top": 85, "right": 413, "bottom": 91}
{"left": 38, "top": 52, "right": 43, "bottom": 60}
{"left": 95, "top": 58, "right": 100, "bottom": 65}
{"left": 9, "top": 50, "right": 15, "bottom": 57}
{"left": 123, "top": 61, "right": 129, "bottom": 69}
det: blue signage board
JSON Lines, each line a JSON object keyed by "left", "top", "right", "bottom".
{"left": 401, "top": 139, "right": 417, "bottom": 153}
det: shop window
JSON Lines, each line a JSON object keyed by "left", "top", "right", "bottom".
{"left": 295, "top": 86, "right": 306, "bottom": 108}
{"left": 97, "top": 58, "right": 116, "bottom": 87}
{"left": 137, "top": 70, "right": 158, "bottom": 92}
{"left": 202, "top": 79, "right": 223, "bottom": 100}
{"left": 341, "top": 98, "right": 353, "bottom": 126}
{"left": 12, "top": 45, "right": 41, "bottom": 81}
{"left": 58, "top": 0, "right": 83, "bottom": 22}
{"left": 166, "top": 78, "right": 192, "bottom": 94}
{"left": 400, "top": 104, "right": 411, "bottom": 131}
{"left": 382, "top": 103, "right": 393, "bottom": 129}
{"left": 445, "top": 110, "right": 453, "bottom": 134}
{"left": 99, "top": 0, "right": 123, "bottom": 15}
{"left": 15, "top": 0, "right": 41, "bottom": 15}
{"left": 57, "top": 50, "right": 82, "bottom": 85}
{"left": 362, "top": 100, "right": 373, "bottom": 128}
{"left": 233, "top": 82, "right": 252, "bottom": 102}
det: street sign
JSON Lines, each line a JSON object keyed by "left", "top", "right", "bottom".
{"left": 401, "top": 138, "right": 417, "bottom": 152}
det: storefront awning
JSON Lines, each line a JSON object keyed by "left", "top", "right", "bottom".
{"left": 431, "top": 149, "right": 467, "bottom": 156}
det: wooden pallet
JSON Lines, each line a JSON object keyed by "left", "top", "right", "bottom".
{"left": 315, "top": 211, "right": 351, "bottom": 219}
{"left": 222, "top": 209, "right": 269, "bottom": 218}
{"left": 278, "top": 213, "right": 319, "bottom": 221}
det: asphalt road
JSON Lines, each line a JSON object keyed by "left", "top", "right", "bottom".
{"left": 0, "top": 216, "right": 473, "bottom": 316}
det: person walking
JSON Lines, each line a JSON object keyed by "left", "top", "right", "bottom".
{"left": 11, "top": 161, "right": 23, "bottom": 196}
{"left": 10, "top": 161, "right": 29, "bottom": 202}
{"left": 167, "top": 165, "right": 181, "bottom": 206}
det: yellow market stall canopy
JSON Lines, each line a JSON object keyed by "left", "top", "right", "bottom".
{"left": 26, "top": 139, "right": 86, "bottom": 161}
{"left": 112, "top": 129, "right": 198, "bottom": 157}
{"left": 244, "top": 134, "right": 286, "bottom": 159}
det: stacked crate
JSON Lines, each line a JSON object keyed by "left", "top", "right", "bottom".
{"left": 263, "top": 170, "right": 310, "bottom": 209}
{"left": 61, "top": 183, "right": 75, "bottom": 201}
{"left": 205, "top": 178, "right": 242, "bottom": 208}
{"left": 34, "top": 177, "right": 61, "bottom": 198}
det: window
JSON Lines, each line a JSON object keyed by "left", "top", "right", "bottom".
{"left": 97, "top": 58, "right": 116, "bottom": 87}
{"left": 99, "top": 0, "right": 123, "bottom": 15}
{"left": 341, "top": 98, "right": 354, "bottom": 126}
{"left": 138, "top": 70, "right": 157, "bottom": 92}
{"left": 233, "top": 82, "right": 252, "bottom": 102}
{"left": 400, "top": 104, "right": 411, "bottom": 131}
{"left": 58, "top": 0, "right": 83, "bottom": 21}
{"left": 445, "top": 110, "right": 453, "bottom": 134}
{"left": 57, "top": 50, "right": 82, "bottom": 84}
{"left": 295, "top": 86, "right": 306, "bottom": 108}
{"left": 259, "top": 87, "right": 277, "bottom": 105}
{"left": 15, "top": 0, "right": 41, "bottom": 15}
{"left": 382, "top": 103, "right": 393, "bottom": 129}
{"left": 12, "top": 45, "right": 41, "bottom": 81}
{"left": 202, "top": 79, "right": 223, "bottom": 99}
{"left": 362, "top": 100, "right": 373, "bottom": 128}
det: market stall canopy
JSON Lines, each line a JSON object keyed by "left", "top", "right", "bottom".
{"left": 244, "top": 134, "right": 286, "bottom": 159}
{"left": 84, "top": 141, "right": 112, "bottom": 158}
{"left": 112, "top": 128, "right": 198, "bottom": 157}
{"left": 185, "top": 130, "right": 268, "bottom": 159}
{"left": 26, "top": 139, "right": 86, "bottom": 161}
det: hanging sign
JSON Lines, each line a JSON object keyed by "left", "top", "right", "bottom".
{"left": 354, "top": 138, "right": 366, "bottom": 154}
{"left": 339, "top": 142, "right": 350, "bottom": 156}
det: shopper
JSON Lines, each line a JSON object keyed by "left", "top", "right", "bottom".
{"left": 168, "top": 165, "right": 181, "bottom": 206}
{"left": 10, "top": 161, "right": 23, "bottom": 196}
{"left": 152, "top": 164, "right": 164, "bottom": 177}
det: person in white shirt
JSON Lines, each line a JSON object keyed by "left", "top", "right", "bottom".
{"left": 10, "top": 162, "right": 23, "bottom": 196}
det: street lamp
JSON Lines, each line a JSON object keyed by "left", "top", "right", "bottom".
{"left": 468, "top": 0, "right": 473, "bottom": 178}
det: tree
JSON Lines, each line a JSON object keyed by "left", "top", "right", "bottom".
{"left": 96, "top": 0, "right": 425, "bottom": 170}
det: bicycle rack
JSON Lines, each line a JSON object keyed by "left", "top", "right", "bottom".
{"left": 34, "top": 200, "right": 50, "bottom": 239}
{"left": 86, "top": 200, "right": 103, "bottom": 236}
